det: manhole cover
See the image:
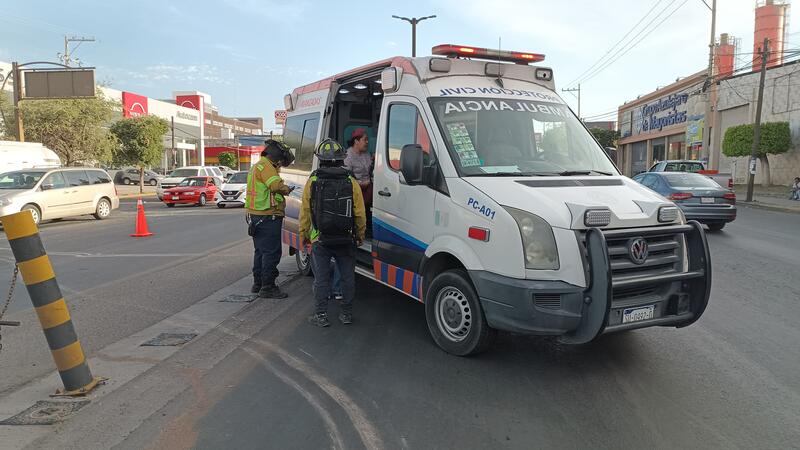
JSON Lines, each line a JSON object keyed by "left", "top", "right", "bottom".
{"left": 220, "top": 293, "right": 258, "bottom": 303}
{"left": 140, "top": 332, "right": 197, "bottom": 347}
{"left": 0, "top": 400, "right": 90, "bottom": 425}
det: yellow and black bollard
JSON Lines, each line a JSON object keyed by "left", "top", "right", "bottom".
{"left": 0, "top": 211, "right": 101, "bottom": 395}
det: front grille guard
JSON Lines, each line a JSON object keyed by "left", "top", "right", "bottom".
{"left": 559, "top": 221, "right": 711, "bottom": 344}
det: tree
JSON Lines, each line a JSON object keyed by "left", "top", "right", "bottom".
{"left": 218, "top": 151, "right": 238, "bottom": 170}
{"left": 0, "top": 90, "right": 118, "bottom": 165}
{"left": 589, "top": 127, "right": 620, "bottom": 149}
{"left": 110, "top": 116, "right": 169, "bottom": 193}
{"left": 722, "top": 121, "right": 791, "bottom": 186}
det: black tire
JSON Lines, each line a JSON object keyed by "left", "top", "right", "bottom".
{"left": 197, "top": 194, "right": 207, "bottom": 207}
{"left": 22, "top": 204, "right": 42, "bottom": 225}
{"left": 708, "top": 223, "right": 725, "bottom": 231}
{"left": 217, "top": 203, "right": 226, "bottom": 208}
{"left": 149, "top": 178, "right": 158, "bottom": 186}
{"left": 296, "top": 248, "right": 313, "bottom": 276}
{"left": 93, "top": 198, "right": 112, "bottom": 220}
{"left": 122, "top": 177, "right": 131, "bottom": 185}
{"left": 425, "top": 269, "right": 495, "bottom": 356}
{"left": 166, "top": 203, "right": 175, "bottom": 208}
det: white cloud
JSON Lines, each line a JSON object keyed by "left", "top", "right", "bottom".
{"left": 128, "top": 64, "right": 231, "bottom": 85}
{"left": 221, "top": 0, "right": 309, "bottom": 20}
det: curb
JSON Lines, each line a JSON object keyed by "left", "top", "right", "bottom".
{"left": 118, "top": 193, "right": 158, "bottom": 200}
{"left": 739, "top": 201, "right": 800, "bottom": 215}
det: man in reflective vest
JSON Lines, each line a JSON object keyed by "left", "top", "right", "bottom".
{"left": 247, "top": 139, "right": 294, "bottom": 298}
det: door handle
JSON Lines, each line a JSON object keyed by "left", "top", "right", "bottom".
{"left": 378, "top": 189, "right": 392, "bottom": 197}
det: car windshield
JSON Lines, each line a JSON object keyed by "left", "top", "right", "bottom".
{"left": 664, "top": 162, "right": 704, "bottom": 172}
{"left": 228, "top": 172, "right": 248, "bottom": 183}
{"left": 0, "top": 170, "right": 47, "bottom": 189}
{"left": 663, "top": 173, "right": 722, "bottom": 189}
{"left": 178, "top": 178, "right": 205, "bottom": 187}
{"left": 429, "top": 97, "right": 618, "bottom": 176}
{"left": 170, "top": 169, "right": 198, "bottom": 177}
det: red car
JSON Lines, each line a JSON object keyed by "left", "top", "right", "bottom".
{"left": 162, "top": 176, "right": 218, "bottom": 207}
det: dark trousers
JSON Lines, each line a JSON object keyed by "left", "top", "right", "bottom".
{"left": 251, "top": 215, "right": 283, "bottom": 286}
{"left": 311, "top": 243, "right": 355, "bottom": 315}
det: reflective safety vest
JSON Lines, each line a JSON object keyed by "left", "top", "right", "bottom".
{"left": 246, "top": 159, "right": 286, "bottom": 215}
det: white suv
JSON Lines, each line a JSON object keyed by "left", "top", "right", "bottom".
{"left": 157, "top": 166, "right": 224, "bottom": 200}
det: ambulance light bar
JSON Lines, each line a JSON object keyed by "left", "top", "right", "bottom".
{"left": 432, "top": 44, "right": 546, "bottom": 64}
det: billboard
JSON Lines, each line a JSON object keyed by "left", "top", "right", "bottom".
{"left": 121, "top": 92, "right": 149, "bottom": 118}
{"left": 23, "top": 69, "right": 95, "bottom": 99}
{"left": 274, "top": 110, "right": 287, "bottom": 125}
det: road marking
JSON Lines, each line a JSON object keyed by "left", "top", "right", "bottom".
{"left": 298, "top": 348, "right": 316, "bottom": 361}
{"left": 46, "top": 252, "right": 203, "bottom": 258}
{"left": 243, "top": 348, "right": 345, "bottom": 450}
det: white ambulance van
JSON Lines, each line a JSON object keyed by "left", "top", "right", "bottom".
{"left": 280, "top": 44, "right": 711, "bottom": 355}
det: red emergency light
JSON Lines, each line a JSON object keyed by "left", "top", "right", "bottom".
{"left": 432, "top": 44, "right": 546, "bottom": 64}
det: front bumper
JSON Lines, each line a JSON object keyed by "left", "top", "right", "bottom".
{"left": 162, "top": 194, "right": 201, "bottom": 204}
{"left": 470, "top": 221, "right": 711, "bottom": 343}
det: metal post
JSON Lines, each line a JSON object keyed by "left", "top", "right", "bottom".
{"left": 701, "top": 0, "right": 717, "bottom": 165}
{"left": 746, "top": 38, "right": 769, "bottom": 203}
{"left": 411, "top": 19, "right": 417, "bottom": 57}
{"left": 562, "top": 84, "right": 581, "bottom": 119}
{"left": 11, "top": 62, "right": 24, "bottom": 142}
{"left": 0, "top": 211, "right": 101, "bottom": 395}
{"left": 171, "top": 117, "right": 175, "bottom": 170}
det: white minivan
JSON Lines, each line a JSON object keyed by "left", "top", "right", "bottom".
{"left": 279, "top": 44, "right": 711, "bottom": 355}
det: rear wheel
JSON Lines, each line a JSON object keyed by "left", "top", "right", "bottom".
{"left": 94, "top": 198, "right": 112, "bottom": 220}
{"left": 122, "top": 177, "right": 131, "bottom": 185}
{"left": 197, "top": 194, "right": 207, "bottom": 207}
{"left": 22, "top": 204, "right": 41, "bottom": 225}
{"left": 296, "top": 248, "right": 312, "bottom": 276}
{"left": 708, "top": 223, "right": 725, "bottom": 231}
{"left": 425, "top": 269, "right": 495, "bottom": 356}
{"left": 149, "top": 178, "right": 158, "bottom": 186}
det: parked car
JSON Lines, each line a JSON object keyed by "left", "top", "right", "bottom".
{"left": 157, "top": 166, "right": 225, "bottom": 200}
{"left": 114, "top": 168, "right": 161, "bottom": 186}
{"left": 161, "top": 176, "right": 218, "bottom": 207}
{"left": 215, "top": 171, "right": 248, "bottom": 208}
{"left": 633, "top": 171, "right": 736, "bottom": 231}
{"left": 648, "top": 159, "right": 733, "bottom": 189}
{"left": 0, "top": 167, "right": 119, "bottom": 225}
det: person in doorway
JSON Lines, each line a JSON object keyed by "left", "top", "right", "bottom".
{"left": 299, "top": 139, "right": 366, "bottom": 327}
{"left": 344, "top": 128, "right": 373, "bottom": 208}
{"left": 791, "top": 177, "right": 800, "bottom": 200}
{"left": 247, "top": 139, "right": 295, "bottom": 299}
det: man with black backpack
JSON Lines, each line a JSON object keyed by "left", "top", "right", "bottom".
{"left": 299, "top": 139, "right": 366, "bottom": 327}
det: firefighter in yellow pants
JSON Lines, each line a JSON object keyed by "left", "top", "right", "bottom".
{"left": 246, "top": 139, "right": 295, "bottom": 298}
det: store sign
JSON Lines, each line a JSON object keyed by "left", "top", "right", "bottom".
{"left": 685, "top": 116, "right": 704, "bottom": 145}
{"left": 122, "top": 91, "right": 148, "bottom": 118}
{"left": 176, "top": 110, "right": 198, "bottom": 121}
{"left": 275, "top": 109, "right": 287, "bottom": 125}
{"left": 176, "top": 94, "right": 202, "bottom": 111}
{"left": 633, "top": 93, "right": 689, "bottom": 135}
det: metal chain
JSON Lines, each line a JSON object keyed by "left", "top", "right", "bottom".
{"left": 0, "top": 265, "right": 19, "bottom": 354}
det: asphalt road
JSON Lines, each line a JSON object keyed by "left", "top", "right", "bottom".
{"left": 0, "top": 199, "right": 254, "bottom": 395}
{"left": 24, "top": 206, "right": 800, "bottom": 450}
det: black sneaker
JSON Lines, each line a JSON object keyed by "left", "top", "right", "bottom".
{"left": 258, "top": 286, "right": 288, "bottom": 299}
{"left": 251, "top": 277, "right": 262, "bottom": 294}
{"left": 334, "top": 293, "right": 344, "bottom": 302}
{"left": 308, "top": 313, "right": 330, "bottom": 327}
{"left": 338, "top": 313, "right": 352, "bottom": 325}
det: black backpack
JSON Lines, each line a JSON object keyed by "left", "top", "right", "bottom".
{"left": 310, "top": 167, "right": 355, "bottom": 246}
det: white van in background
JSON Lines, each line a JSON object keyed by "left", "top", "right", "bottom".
{"left": 279, "top": 44, "right": 712, "bottom": 355}
{"left": 0, "top": 141, "right": 61, "bottom": 172}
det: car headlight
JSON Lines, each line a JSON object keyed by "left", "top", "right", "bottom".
{"left": 658, "top": 206, "right": 680, "bottom": 223}
{"left": 185, "top": 191, "right": 195, "bottom": 195}
{"left": 504, "top": 207, "right": 559, "bottom": 270}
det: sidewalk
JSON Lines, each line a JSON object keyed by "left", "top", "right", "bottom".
{"left": 116, "top": 184, "right": 157, "bottom": 199}
{"left": 733, "top": 184, "right": 800, "bottom": 214}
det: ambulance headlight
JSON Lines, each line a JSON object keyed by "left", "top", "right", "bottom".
{"left": 504, "top": 207, "right": 559, "bottom": 270}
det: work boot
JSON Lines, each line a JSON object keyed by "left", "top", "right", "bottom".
{"left": 251, "top": 276, "right": 262, "bottom": 294}
{"left": 308, "top": 312, "right": 330, "bottom": 327}
{"left": 338, "top": 313, "right": 352, "bottom": 325}
{"left": 258, "top": 285, "right": 288, "bottom": 299}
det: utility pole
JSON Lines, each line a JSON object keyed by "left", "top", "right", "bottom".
{"left": 171, "top": 117, "right": 176, "bottom": 170}
{"left": 391, "top": 15, "right": 436, "bottom": 57}
{"left": 701, "top": 0, "right": 717, "bottom": 166}
{"left": 746, "top": 38, "right": 769, "bottom": 203}
{"left": 60, "top": 35, "right": 95, "bottom": 67}
{"left": 562, "top": 84, "right": 581, "bottom": 119}
{"left": 11, "top": 62, "right": 25, "bottom": 142}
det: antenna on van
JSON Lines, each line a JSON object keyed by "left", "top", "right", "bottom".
{"left": 495, "top": 36, "right": 504, "bottom": 88}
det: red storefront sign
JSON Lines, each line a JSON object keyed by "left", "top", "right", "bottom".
{"left": 122, "top": 92, "right": 148, "bottom": 118}
{"left": 176, "top": 94, "right": 203, "bottom": 111}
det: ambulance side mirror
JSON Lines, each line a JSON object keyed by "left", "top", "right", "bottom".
{"left": 400, "top": 144, "right": 424, "bottom": 185}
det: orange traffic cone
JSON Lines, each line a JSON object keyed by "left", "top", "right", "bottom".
{"left": 130, "top": 199, "right": 154, "bottom": 237}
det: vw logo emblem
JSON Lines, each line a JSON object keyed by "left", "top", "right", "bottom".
{"left": 628, "top": 238, "right": 649, "bottom": 265}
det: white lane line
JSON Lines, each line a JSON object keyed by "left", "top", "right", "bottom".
{"left": 243, "top": 348, "right": 344, "bottom": 450}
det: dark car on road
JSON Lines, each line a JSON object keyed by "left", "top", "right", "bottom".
{"left": 633, "top": 171, "right": 736, "bottom": 231}
{"left": 114, "top": 168, "right": 161, "bottom": 186}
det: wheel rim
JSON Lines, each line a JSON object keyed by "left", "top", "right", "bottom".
{"left": 199, "top": 195, "right": 206, "bottom": 206}
{"left": 297, "top": 249, "right": 311, "bottom": 271}
{"left": 98, "top": 200, "right": 110, "bottom": 217}
{"left": 150, "top": 179, "right": 157, "bottom": 186}
{"left": 27, "top": 208, "right": 40, "bottom": 224}
{"left": 434, "top": 287, "right": 472, "bottom": 342}
{"left": 123, "top": 178, "right": 130, "bottom": 185}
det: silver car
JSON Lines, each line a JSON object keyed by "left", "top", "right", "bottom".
{"left": 0, "top": 167, "right": 120, "bottom": 225}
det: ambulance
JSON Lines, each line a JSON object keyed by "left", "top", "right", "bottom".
{"left": 280, "top": 44, "right": 711, "bottom": 355}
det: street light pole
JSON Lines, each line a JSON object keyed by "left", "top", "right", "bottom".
{"left": 746, "top": 38, "right": 769, "bottom": 203}
{"left": 392, "top": 15, "right": 436, "bottom": 57}
{"left": 701, "top": 0, "right": 717, "bottom": 166}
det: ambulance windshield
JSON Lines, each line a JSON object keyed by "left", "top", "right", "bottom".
{"left": 429, "top": 97, "right": 618, "bottom": 176}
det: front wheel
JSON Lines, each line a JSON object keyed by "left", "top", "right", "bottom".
{"left": 296, "top": 247, "right": 312, "bottom": 276}
{"left": 425, "top": 269, "right": 495, "bottom": 356}
{"left": 94, "top": 198, "right": 112, "bottom": 220}
{"left": 149, "top": 179, "right": 158, "bottom": 186}
{"left": 122, "top": 177, "right": 131, "bottom": 185}
{"left": 197, "top": 194, "right": 207, "bottom": 207}
{"left": 22, "top": 204, "right": 41, "bottom": 225}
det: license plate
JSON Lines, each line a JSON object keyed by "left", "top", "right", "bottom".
{"left": 701, "top": 197, "right": 715, "bottom": 204}
{"left": 225, "top": 196, "right": 234, "bottom": 200}
{"left": 622, "top": 305, "right": 655, "bottom": 324}
{"left": 172, "top": 196, "right": 180, "bottom": 200}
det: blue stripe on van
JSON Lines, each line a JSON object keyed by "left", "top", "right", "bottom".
{"left": 372, "top": 217, "right": 428, "bottom": 252}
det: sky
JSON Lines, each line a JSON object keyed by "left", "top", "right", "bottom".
{"left": 0, "top": 0, "right": 791, "bottom": 132}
